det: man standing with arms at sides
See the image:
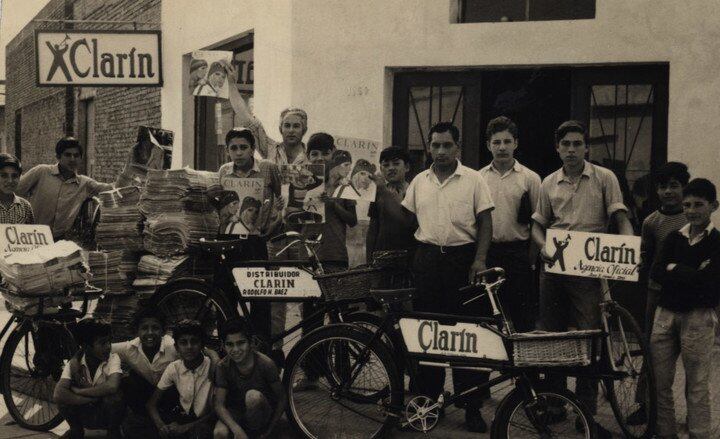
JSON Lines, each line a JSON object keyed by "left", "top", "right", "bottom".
{"left": 479, "top": 116, "right": 541, "bottom": 332}
{"left": 531, "top": 120, "right": 634, "bottom": 438}
{"left": 402, "top": 122, "right": 494, "bottom": 433}
{"left": 16, "top": 137, "right": 113, "bottom": 240}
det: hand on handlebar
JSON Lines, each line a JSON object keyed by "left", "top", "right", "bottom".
{"left": 468, "top": 260, "right": 488, "bottom": 284}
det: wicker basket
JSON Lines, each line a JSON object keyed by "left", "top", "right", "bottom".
{"left": 316, "top": 266, "right": 388, "bottom": 301}
{"left": 510, "top": 330, "right": 601, "bottom": 367}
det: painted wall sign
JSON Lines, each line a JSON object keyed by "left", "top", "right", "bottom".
{"left": 0, "top": 224, "right": 54, "bottom": 254}
{"left": 399, "top": 318, "right": 508, "bottom": 361}
{"left": 544, "top": 229, "right": 641, "bottom": 281}
{"left": 233, "top": 266, "right": 322, "bottom": 298}
{"left": 36, "top": 30, "right": 162, "bottom": 86}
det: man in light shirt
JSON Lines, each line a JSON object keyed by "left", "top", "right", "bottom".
{"left": 402, "top": 122, "right": 494, "bottom": 433}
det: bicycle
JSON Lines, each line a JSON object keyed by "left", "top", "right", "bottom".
{"left": 282, "top": 267, "right": 657, "bottom": 438}
{"left": 0, "top": 286, "right": 102, "bottom": 431}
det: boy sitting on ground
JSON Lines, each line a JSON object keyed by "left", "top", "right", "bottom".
{"left": 214, "top": 319, "right": 286, "bottom": 439}
{"left": 147, "top": 319, "right": 215, "bottom": 438}
{"left": 53, "top": 318, "right": 124, "bottom": 439}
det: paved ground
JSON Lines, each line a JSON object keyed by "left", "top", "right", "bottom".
{"left": 2, "top": 304, "right": 720, "bottom": 438}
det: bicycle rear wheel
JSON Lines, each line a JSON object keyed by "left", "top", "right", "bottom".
{"left": 603, "top": 303, "right": 657, "bottom": 439}
{"left": 0, "top": 320, "right": 77, "bottom": 431}
{"left": 283, "top": 324, "right": 402, "bottom": 438}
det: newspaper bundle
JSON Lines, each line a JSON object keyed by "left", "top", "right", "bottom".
{"left": 84, "top": 250, "right": 125, "bottom": 295}
{"left": 132, "top": 254, "right": 189, "bottom": 294}
{"left": 95, "top": 186, "right": 144, "bottom": 252}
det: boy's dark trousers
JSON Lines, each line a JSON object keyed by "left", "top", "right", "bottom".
{"left": 58, "top": 392, "right": 125, "bottom": 439}
{"left": 487, "top": 240, "right": 536, "bottom": 332}
{"left": 120, "top": 371, "right": 177, "bottom": 438}
{"left": 228, "top": 236, "right": 272, "bottom": 341}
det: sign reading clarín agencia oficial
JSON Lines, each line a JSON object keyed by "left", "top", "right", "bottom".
{"left": 544, "top": 229, "right": 641, "bottom": 282}
{"left": 35, "top": 30, "right": 162, "bottom": 86}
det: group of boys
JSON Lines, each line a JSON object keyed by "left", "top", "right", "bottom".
{"left": 53, "top": 310, "right": 285, "bottom": 439}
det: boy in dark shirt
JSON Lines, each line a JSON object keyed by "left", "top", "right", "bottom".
{"left": 650, "top": 178, "right": 720, "bottom": 439}
{"left": 213, "top": 319, "right": 285, "bottom": 439}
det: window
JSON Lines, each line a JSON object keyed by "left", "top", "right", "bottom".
{"left": 457, "top": 0, "right": 595, "bottom": 23}
{"left": 14, "top": 110, "right": 21, "bottom": 161}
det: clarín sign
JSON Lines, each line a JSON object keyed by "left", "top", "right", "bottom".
{"left": 35, "top": 30, "right": 162, "bottom": 87}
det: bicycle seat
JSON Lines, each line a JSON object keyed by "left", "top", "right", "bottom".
{"left": 370, "top": 288, "right": 415, "bottom": 304}
{"left": 198, "top": 238, "right": 246, "bottom": 254}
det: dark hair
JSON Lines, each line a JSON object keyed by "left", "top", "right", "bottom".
{"left": 683, "top": 178, "right": 717, "bottom": 203}
{"left": 225, "top": 127, "right": 255, "bottom": 148}
{"left": 73, "top": 318, "right": 111, "bottom": 347}
{"left": 220, "top": 318, "right": 251, "bottom": 342}
{"left": 307, "top": 132, "right": 335, "bottom": 153}
{"left": 428, "top": 122, "right": 460, "bottom": 144}
{"left": 56, "top": 137, "right": 83, "bottom": 157}
{"left": 554, "top": 120, "right": 588, "bottom": 144}
{"left": 486, "top": 116, "right": 518, "bottom": 140}
{"left": 132, "top": 306, "right": 165, "bottom": 330}
{"left": 208, "top": 61, "right": 225, "bottom": 76}
{"left": 171, "top": 319, "right": 205, "bottom": 344}
{"left": 655, "top": 162, "right": 690, "bottom": 186}
{"left": 0, "top": 153, "right": 22, "bottom": 174}
{"left": 379, "top": 146, "right": 410, "bottom": 164}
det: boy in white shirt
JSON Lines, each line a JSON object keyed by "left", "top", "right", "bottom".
{"left": 53, "top": 318, "right": 124, "bottom": 439}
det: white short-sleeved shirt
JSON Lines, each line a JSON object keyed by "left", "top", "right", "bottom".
{"left": 479, "top": 160, "right": 541, "bottom": 243}
{"left": 61, "top": 352, "right": 122, "bottom": 386}
{"left": 112, "top": 335, "right": 177, "bottom": 385}
{"left": 402, "top": 161, "right": 494, "bottom": 247}
{"left": 157, "top": 357, "right": 213, "bottom": 417}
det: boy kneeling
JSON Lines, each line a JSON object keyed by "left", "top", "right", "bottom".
{"left": 53, "top": 318, "right": 124, "bottom": 439}
{"left": 214, "top": 319, "right": 286, "bottom": 439}
{"left": 147, "top": 319, "right": 215, "bottom": 438}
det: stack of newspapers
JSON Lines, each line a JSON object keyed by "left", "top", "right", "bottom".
{"left": 85, "top": 250, "right": 125, "bottom": 295}
{"left": 132, "top": 254, "right": 189, "bottom": 294}
{"left": 95, "top": 186, "right": 144, "bottom": 252}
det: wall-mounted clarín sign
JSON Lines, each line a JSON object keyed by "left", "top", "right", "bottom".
{"left": 35, "top": 30, "right": 162, "bottom": 87}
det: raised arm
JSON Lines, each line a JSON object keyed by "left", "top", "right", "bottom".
{"left": 227, "top": 65, "right": 277, "bottom": 160}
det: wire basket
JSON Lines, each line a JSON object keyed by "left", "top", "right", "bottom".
{"left": 316, "top": 266, "right": 389, "bottom": 302}
{"left": 510, "top": 330, "right": 602, "bottom": 367}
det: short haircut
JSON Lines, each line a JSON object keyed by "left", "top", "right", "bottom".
{"left": 56, "top": 137, "right": 83, "bottom": 157}
{"left": 171, "top": 319, "right": 205, "bottom": 344}
{"left": 379, "top": 146, "right": 410, "bottom": 164}
{"left": 220, "top": 318, "right": 251, "bottom": 342}
{"left": 554, "top": 120, "right": 588, "bottom": 144}
{"left": 683, "top": 178, "right": 717, "bottom": 203}
{"left": 486, "top": 116, "right": 518, "bottom": 140}
{"left": 0, "top": 153, "right": 22, "bottom": 174}
{"left": 132, "top": 306, "right": 165, "bottom": 330}
{"left": 73, "top": 318, "right": 111, "bottom": 347}
{"left": 225, "top": 127, "right": 255, "bottom": 148}
{"left": 279, "top": 107, "right": 308, "bottom": 129}
{"left": 307, "top": 132, "right": 335, "bottom": 153}
{"left": 655, "top": 161, "right": 690, "bottom": 186}
{"left": 428, "top": 122, "right": 460, "bottom": 144}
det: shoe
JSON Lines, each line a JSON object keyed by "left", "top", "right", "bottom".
{"left": 465, "top": 409, "right": 488, "bottom": 433}
{"left": 293, "top": 378, "right": 319, "bottom": 391}
{"left": 576, "top": 417, "right": 612, "bottom": 439}
{"left": 626, "top": 404, "right": 647, "bottom": 425}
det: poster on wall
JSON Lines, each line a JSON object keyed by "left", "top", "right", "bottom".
{"left": 116, "top": 126, "right": 173, "bottom": 188}
{"left": 217, "top": 177, "right": 265, "bottom": 235}
{"left": 544, "top": 229, "right": 641, "bottom": 281}
{"left": 328, "top": 136, "right": 381, "bottom": 202}
{"left": 189, "top": 50, "right": 233, "bottom": 99}
{"left": 280, "top": 164, "right": 325, "bottom": 225}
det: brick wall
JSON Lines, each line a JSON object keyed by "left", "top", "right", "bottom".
{"left": 5, "top": 0, "right": 161, "bottom": 182}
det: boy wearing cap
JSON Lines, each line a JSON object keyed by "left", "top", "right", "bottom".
{"left": 366, "top": 146, "right": 416, "bottom": 261}
{"left": 0, "top": 153, "right": 34, "bottom": 224}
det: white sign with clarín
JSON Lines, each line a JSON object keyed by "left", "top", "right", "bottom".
{"left": 233, "top": 267, "right": 322, "bottom": 298}
{"left": 0, "top": 224, "right": 54, "bottom": 254}
{"left": 544, "top": 229, "right": 641, "bottom": 281}
{"left": 36, "top": 30, "right": 162, "bottom": 86}
{"left": 399, "top": 318, "right": 508, "bottom": 361}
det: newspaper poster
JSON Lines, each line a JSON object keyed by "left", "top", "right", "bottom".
{"left": 190, "top": 50, "right": 232, "bottom": 99}
{"left": 280, "top": 164, "right": 325, "bottom": 225}
{"left": 0, "top": 224, "right": 54, "bottom": 254}
{"left": 328, "top": 136, "right": 381, "bottom": 202}
{"left": 218, "top": 177, "right": 264, "bottom": 235}
{"left": 116, "top": 126, "right": 173, "bottom": 187}
{"left": 544, "top": 229, "right": 641, "bottom": 281}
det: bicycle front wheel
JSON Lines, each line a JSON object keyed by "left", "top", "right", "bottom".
{"left": 283, "top": 324, "right": 402, "bottom": 438}
{"left": 0, "top": 320, "right": 77, "bottom": 431}
{"left": 603, "top": 303, "right": 657, "bottom": 439}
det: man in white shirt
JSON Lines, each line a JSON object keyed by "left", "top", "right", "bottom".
{"left": 54, "top": 319, "right": 124, "bottom": 439}
{"left": 402, "top": 122, "right": 494, "bottom": 433}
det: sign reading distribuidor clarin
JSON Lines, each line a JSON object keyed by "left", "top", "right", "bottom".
{"left": 35, "top": 30, "right": 162, "bottom": 87}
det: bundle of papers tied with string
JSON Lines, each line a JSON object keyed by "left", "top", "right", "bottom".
{"left": 84, "top": 250, "right": 126, "bottom": 295}
{"left": 139, "top": 168, "right": 220, "bottom": 215}
{"left": 95, "top": 186, "right": 144, "bottom": 251}
{"left": 132, "top": 254, "right": 189, "bottom": 292}
{"left": 0, "top": 241, "right": 89, "bottom": 296}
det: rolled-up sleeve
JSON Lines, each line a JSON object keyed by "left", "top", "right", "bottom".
{"left": 531, "top": 182, "right": 552, "bottom": 228}
{"left": 603, "top": 172, "right": 627, "bottom": 216}
{"left": 401, "top": 178, "right": 418, "bottom": 214}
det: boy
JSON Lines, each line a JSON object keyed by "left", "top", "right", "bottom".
{"left": 650, "top": 178, "right": 720, "bottom": 439}
{"left": 627, "top": 162, "right": 690, "bottom": 426}
{"left": 53, "top": 318, "right": 124, "bottom": 439}
{"left": 214, "top": 319, "right": 286, "bottom": 439}
{"left": 147, "top": 320, "right": 215, "bottom": 438}
{"left": 0, "top": 153, "right": 34, "bottom": 224}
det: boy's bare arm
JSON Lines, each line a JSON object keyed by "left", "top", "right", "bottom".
{"left": 147, "top": 387, "right": 168, "bottom": 431}
{"left": 214, "top": 387, "right": 246, "bottom": 437}
{"left": 71, "top": 373, "right": 121, "bottom": 398}
{"left": 53, "top": 378, "right": 96, "bottom": 406}
{"left": 262, "top": 380, "right": 287, "bottom": 438}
